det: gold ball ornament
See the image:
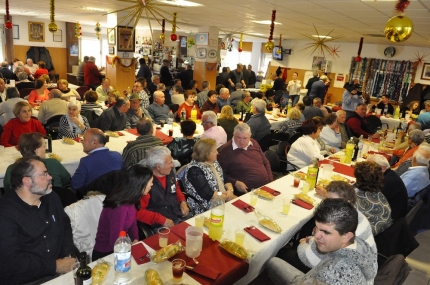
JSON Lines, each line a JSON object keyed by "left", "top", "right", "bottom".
{"left": 265, "top": 41, "right": 275, "bottom": 51}
{"left": 160, "top": 34, "right": 166, "bottom": 40}
{"left": 384, "top": 15, "right": 414, "bottom": 43}
{"left": 48, "top": 22, "right": 58, "bottom": 33}
{"left": 276, "top": 48, "right": 282, "bottom": 55}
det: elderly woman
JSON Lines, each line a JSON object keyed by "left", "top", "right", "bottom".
{"left": 287, "top": 118, "right": 324, "bottom": 169}
{"left": 177, "top": 90, "right": 202, "bottom": 120}
{"left": 217, "top": 105, "right": 239, "bottom": 141}
{"left": 3, "top": 132, "right": 71, "bottom": 192}
{"left": 15, "top": 72, "right": 35, "bottom": 90}
{"left": 28, "top": 78, "right": 49, "bottom": 106}
{"left": 57, "top": 79, "right": 81, "bottom": 101}
{"left": 167, "top": 120, "right": 199, "bottom": 166}
{"left": 246, "top": 98, "right": 271, "bottom": 142}
{"left": 81, "top": 90, "right": 103, "bottom": 116}
{"left": 200, "top": 90, "right": 220, "bottom": 114}
{"left": 320, "top": 113, "right": 342, "bottom": 152}
{"left": 105, "top": 89, "right": 121, "bottom": 108}
{"left": 354, "top": 161, "right": 393, "bottom": 235}
{"left": 33, "top": 61, "right": 49, "bottom": 79}
{"left": 313, "top": 116, "right": 336, "bottom": 155}
{"left": 183, "top": 138, "right": 236, "bottom": 214}
{"left": 277, "top": 107, "right": 303, "bottom": 138}
{"left": 0, "top": 101, "right": 46, "bottom": 146}
{"left": 58, "top": 101, "right": 90, "bottom": 139}
{"left": 392, "top": 129, "right": 424, "bottom": 169}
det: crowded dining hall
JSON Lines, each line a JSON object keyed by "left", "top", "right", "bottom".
{"left": 1, "top": 0, "right": 430, "bottom": 284}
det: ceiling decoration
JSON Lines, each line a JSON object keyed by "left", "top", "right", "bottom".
{"left": 384, "top": 0, "right": 413, "bottom": 43}
{"left": 48, "top": 0, "right": 58, "bottom": 33}
{"left": 4, "top": 0, "right": 12, "bottom": 29}
{"left": 298, "top": 25, "right": 343, "bottom": 59}
{"left": 264, "top": 10, "right": 276, "bottom": 52}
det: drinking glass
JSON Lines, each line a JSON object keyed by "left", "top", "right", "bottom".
{"left": 158, "top": 227, "right": 170, "bottom": 248}
{"left": 195, "top": 215, "right": 205, "bottom": 229}
{"left": 249, "top": 189, "right": 258, "bottom": 206}
{"left": 235, "top": 229, "right": 246, "bottom": 246}
{"left": 293, "top": 173, "right": 300, "bottom": 187}
{"left": 185, "top": 226, "right": 203, "bottom": 258}
{"left": 172, "top": 259, "right": 186, "bottom": 283}
{"left": 302, "top": 182, "right": 310, "bottom": 195}
{"left": 282, "top": 198, "right": 291, "bottom": 215}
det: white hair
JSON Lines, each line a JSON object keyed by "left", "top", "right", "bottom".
{"left": 367, "top": 154, "right": 390, "bottom": 171}
{"left": 413, "top": 148, "right": 430, "bottom": 166}
{"left": 202, "top": 110, "right": 217, "bottom": 125}
{"left": 68, "top": 100, "right": 81, "bottom": 110}
{"left": 140, "top": 146, "right": 171, "bottom": 169}
{"left": 252, "top": 99, "right": 266, "bottom": 113}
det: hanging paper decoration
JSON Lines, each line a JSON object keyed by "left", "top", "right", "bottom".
{"left": 160, "top": 19, "right": 166, "bottom": 43}
{"left": 95, "top": 22, "right": 102, "bottom": 40}
{"left": 75, "top": 22, "right": 82, "bottom": 38}
{"left": 265, "top": 10, "right": 276, "bottom": 51}
{"left": 276, "top": 34, "right": 282, "bottom": 55}
{"left": 170, "top": 13, "right": 177, "bottom": 41}
{"left": 411, "top": 51, "right": 430, "bottom": 67}
{"left": 4, "top": 0, "right": 12, "bottom": 29}
{"left": 238, "top": 33, "right": 243, "bottom": 52}
{"left": 187, "top": 37, "right": 195, "bottom": 49}
{"left": 384, "top": 0, "right": 413, "bottom": 43}
{"left": 355, "top": 37, "right": 363, "bottom": 62}
{"left": 48, "top": 0, "right": 58, "bottom": 33}
{"left": 328, "top": 45, "right": 341, "bottom": 59}
{"left": 111, "top": 56, "right": 137, "bottom": 72}
{"left": 298, "top": 24, "right": 343, "bottom": 58}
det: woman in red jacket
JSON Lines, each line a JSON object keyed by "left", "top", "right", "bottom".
{"left": 33, "top": 61, "right": 49, "bottom": 79}
{"left": 0, "top": 101, "right": 46, "bottom": 147}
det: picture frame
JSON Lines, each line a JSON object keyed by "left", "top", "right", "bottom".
{"left": 109, "top": 46, "right": 115, "bottom": 55}
{"left": 421, "top": 63, "right": 430, "bottom": 81}
{"left": 196, "top": 32, "right": 209, "bottom": 46}
{"left": 196, "top": 47, "right": 207, "bottom": 59}
{"left": 28, "top": 21, "right": 45, "bottom": 42}
{"left": 117, "top": 26, "right": 135, "bottom": 52}
{"left": 53, "top": 29, "right": 62, "bottom": 42}
{"left": 107, "top": 28, "right": 116, "bottom": 45}
{"left": 13, "top": 25, "right": 19, "bottom": 39}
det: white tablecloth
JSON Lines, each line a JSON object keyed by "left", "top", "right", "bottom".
{"left": 380, "top": 116, "right": 401, "bottom": 130}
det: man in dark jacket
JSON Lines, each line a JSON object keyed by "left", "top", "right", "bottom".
{"left": 305, "top": 70, "right": 319, "bottom": 96}
{"left": 217, "top": 67, "right": 230, "bottom": 87}
{"left": 177, "top": 64, "right": 193, "bottom": 90}
{"left": 247, "top": 65, "right": 257, "bottom": 88}
{"left": 160, "top": 59, "right": 173, "bottom": 87}
{"left": 137, "top": 58, "right": 152, "bottom": 84}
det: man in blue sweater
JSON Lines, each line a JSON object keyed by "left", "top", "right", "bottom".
{"left": 71, "top": 128, "right": 124, "bottom": 191}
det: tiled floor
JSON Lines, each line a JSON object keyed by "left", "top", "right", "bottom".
{"left": 404, "top": 230, "right": 430, "bottom": 285}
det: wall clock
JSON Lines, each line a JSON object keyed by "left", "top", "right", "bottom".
{"left": 384, "top": 46, "right": 396, "bottom": 58}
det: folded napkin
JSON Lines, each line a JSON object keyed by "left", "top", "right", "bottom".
{"left": 244, "top": 226, "right": 271, "bottom": 242}
{"left": 292, "top": 199, "right": 314, "bottom": 210}
{"left": 186, "top": 261, "right": 221, "bottom": 280}
{"left": 116, "top": 131, "right": 124, "bottom": 136}
{"left": 232, "top": 200, "right": 254, "bottom": 213}
{"left": 260, "top": 186, "right": 281, "bottom": 196}
{"left": 131, "top": 242, "right": 150, "bottom": 265}
{"left": 73, "top": 137, "right": 82, "bottom": 143}
{"left": 169, "top": 222, "right": 191, "bottom": 241}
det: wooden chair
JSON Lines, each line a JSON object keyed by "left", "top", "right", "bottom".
{"left": 76, "top": 86, "right": 90, "bottom": 99}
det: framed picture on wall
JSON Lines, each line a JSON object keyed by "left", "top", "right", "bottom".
{"left": 53, "top": 29, "right": 62, "bottom": 42}
{"left": 421, "top": 63, "right": 430, "bottom": 81}
{"left": 13, "top": 25, "right": 19, "bottom": 39}
{"left": 117, "top": 26, "right": 135, "bottom": 52}
{"left": 107, "top": 28, "right": 116, "bottom": 45}
{"left": 109, "top": 47, "right": 115, "bottom": 55}
{"left": 28, "top": 22, "right": 45, "bottom": 42}
{"left": 196, "top": 33, "right": 209, "bottom": 46}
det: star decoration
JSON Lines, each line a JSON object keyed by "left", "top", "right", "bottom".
{"left": 218, "top": 26, "right": 243, "bottom": 51}
{"left": 298, "top": 25, "right": 343, "bottom": 58}
{"left": 411, "top": 51, "right": 430, "bottom": 67}
{"left": 104, "top": 0, "right": 180, "bottom": 49}
{"left": 328, "top": 45, "right": 341, "bottom": 59}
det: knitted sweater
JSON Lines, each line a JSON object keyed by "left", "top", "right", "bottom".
{"left": 0, "top": 118, "right": 46, "bottom": 147}
{"left": 293, "top": 237, "right": 377, "bottom": 285}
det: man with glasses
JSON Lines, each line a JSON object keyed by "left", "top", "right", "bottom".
{"left": 133, "top": 78, "right": 150, "bottom": 110}
{"left": 235, "top": 91, "right": 252, "bottom": 114}
{"left": 217, "top": 87, "right": 231, "bottom": 110}
{"left": 0, "top": 157, "right": 79, "bottom": 284}
{"left": 200, "top": 110, "right": 227, "bottom": 149}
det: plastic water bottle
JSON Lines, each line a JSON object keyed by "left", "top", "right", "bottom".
{"left": 287, "top": 99, "right": 292, "bottom": 113}
{"left": 114, "top": 231, "right": 132, "bottom": 284}
{"left": 356, "top": 135, "right": 363, "bottom": 160}
{"left": 190, "top": 105, "right": 197, "bottom": 121}
{"left": 167, "top": 110, "right": 174, "bottom": 125}
{"left": 209, "top": 192, "right": 225, "bottom": 241}
{"left": 305, "top": 156, "right": 319, "bottom": 190}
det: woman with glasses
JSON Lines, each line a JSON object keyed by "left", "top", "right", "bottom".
{"left": 3, "top": 132, "right": 71, "bottom": 192}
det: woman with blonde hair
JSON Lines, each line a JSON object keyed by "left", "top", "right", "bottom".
{"left": 217, "top": 105, "right": 239, "bottom": 141}
{"left": 105, "top": 89, "right": 121, "bottom": 107}
{"left": 276, "top": 107, "right": 302, "bottom": 138}
{"left": 400, "top": 100, "right": 420, "bottom": 117}
{"left": 57, "top": 79, "right": 81, "bottom": 101}
{"left": 182, "top": 138, "right": 236, "bottom": 214}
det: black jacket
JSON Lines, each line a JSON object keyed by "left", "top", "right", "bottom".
{"left": 26, "top": 47, "right": 55, "bottom": 71}
{"left": 382, "top": 169, "right": 408, "bottom": 220}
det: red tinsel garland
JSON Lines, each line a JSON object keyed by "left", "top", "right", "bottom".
{"left": 396, "top": 0, "right": 410, "bottom": 13}
{"left": 4, "top": 0, "right": 12, "bottom": 29}
{"left": 268, "top": 10, "right": 276, "bottom": 41}
{"left": 355, "top": 37, "right": 364, "bottom": 62}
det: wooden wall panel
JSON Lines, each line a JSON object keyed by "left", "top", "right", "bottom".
{"left": 14, "top": 45, "right": 67, "bottom": 80}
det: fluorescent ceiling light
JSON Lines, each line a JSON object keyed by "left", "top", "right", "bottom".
{"left": 157, "top": 0, "right": 203, "bottom": 7}
{"left": 312, "top": 35, "right": 332, "bottom": 39}
{"left": 79, "top": 6, "right": 109, "bottom": 12}
{"left": 248, "top": 33, "right": 265, "bottom": 36}
{"left": 252, "top": 20, "right": 282, "bottom": 25}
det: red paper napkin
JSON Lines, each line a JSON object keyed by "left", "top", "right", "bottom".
{"left": 126, "top": 129, "right": 138, "bottom": 136}
{"left": 231, "top": 200, "right": 254, "bottom": 213}
{"left": 131, "top": 242, "right": 150, "bottom": 265}
{"left": 186, "top": 261, "right": 221, "bottom": 280}
{"left": 169, "top": 222, "right": 191, "bottom": 241}
{"left": 116, "top": 131, "right": 125, "bottom": 136}
{"left": 319, "top": 160, "right": 355, "bottom": 178}
{"left": 292, "top": 199, "right": 314, "bottom": 210}
{"left": 73, "top": 137, "right": 82, "bottom": 143}
{"left": 260, "top": 186, "right": 281, "bottom": 196}
{"left": 244, "top": 226, "right": 271, "bottom": 242}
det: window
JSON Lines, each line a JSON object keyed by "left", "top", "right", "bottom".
{"left": 81, "top": 37, "right": 104, "bottom": 67}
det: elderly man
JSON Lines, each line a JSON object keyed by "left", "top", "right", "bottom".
{"left": 200, "top": 110, "right": 227, "bottom": 148}
{"left": 0, "top": 157, "right": 78, "bottom": 284}
{"left": 24, "top": 58, "right": 39, "bottom": 75}
{"left": 305, "top": 70, "right": 319, "bottom": 96}
{"left": 0, "top": 87, "right": 25, "bottom": 126}
{"left": 230, "top": 83, "right": 244, "bottom": 109}
{"left": 137, "top": 146, "right": 190, "bottom": 228}
{"left": 416, "top": 100, "right": 430, "bottom": 129}
{"left": 313, "top": 97, "right": 328, "bottom": 117}
{"left": 132, "top": 78, "right": 150, "bottom": 110}
{"left": 148, "top": 91, "right": 171, "bottom": 124}
{"left": 95, "top": 78, "right": 113, "bottom": 103}
{"left": 235, "top": 91, "right": 252, "bottom": 114}
{"left": 84, "top": 56, "right": 103, "bottom": 90}
{"left": 38, "top": 89, "right": 69, "bottom": 125}
{"left": 320, "top": 113, "right": 342, "bottom": 151}
{"left": 0, "top": 61, "right": 14, "bottom": 80}
{"left": 156, "top": 83, "right": 171, "bottom": 105}
{"left": 400, "top": 148, "right": 430, "bottom": 199}
{"left": 392, "top": 129, "right": 425, "bottom": 169}
{"left": 346, "top": 103, "right": 377, "bottom": 138}
{"left": 228, "top": 64, "right": 246, "bottom": 91}
{"left": 342, "top": 81, "right": 365, "bottom": 119}
{"left": 197, "top": 81, "right": 210, "bottom": 107}
{"left": 218, "top": 123, "right": 273, "bottom": 194}
{"left": 394, "top": 123, "right": 421, "bottom": 150}
{"left": 267, "top": 199, "right": 377, "bottom": 285}
{"left": 160, "top": 59, "right": 173, "bottom": 87}
{"left": 126, "top": 93, "right": 152, "bottom": 129}
{"left": 97, "top": 97, "right": 130, "bottom": 131}
{"left": 217, "top": 87, "right": 231, "bottom": 110}
{"left": 76, "top": 56, "right": 89, "bottom": 86}
{"left": 367, "top": 154, "right": 408, "bottom": 219}
{"left": 148, "top": 75, "right": 160, "bottom": 96}
{"left": 71, "top": 128, "right": 124, "bottom": 191}
{"left": 246, "top": 99, "right": 271, "bottom": 142}
{"left": 308, "top": 75, "right": 329, "bottom": 102}
{"left": 336, "top": 110, "right": 355, "bottom": 148}
{"left": 122, "top": 118, "right": 163, "bottom": 169}
{"left": 0, "top": 78, "right": 7, "bottom": 103}
{"left": 302, "top": 96, "right": 323, "bottom": 120}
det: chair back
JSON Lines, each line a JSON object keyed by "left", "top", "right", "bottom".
{"left": 64, "top": 194, "right": 105, "bottom": 257}
{"left": 168, "top": 104, "right": 179, "bottom": 114}
{"left": 19, "top": 88, "right": 34, "bottom": 98}
{"left": 288, "top": 132, "right": 302, "bottom": 146}
{"left": 406, "top": 200, "right": 424, "bottom": 225}
{"left": 258, "top": 133, "right": 273, "bottom": 152}
{"left": 276, "top": 140, "right": 289, "bottom": 157}
{"left": 76, "top": 86, "right": 90, "bottom": 98}
{"left": 374, "top": 254, "right": 410, "bottom": 285}
{"left": 74, "top": 170, "right": 125, "bottom": 200}
{"left": 264, "top": 150, "right": 281, "bottom": 172}
{"left": 45, "top": 114, "right": 64, "bottom": 140}
{"left": 80, "top": 109, "right": 99, "bottom": 128}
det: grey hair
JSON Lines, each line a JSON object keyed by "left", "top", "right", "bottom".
{"left": 413, "top": 148, "right": 430, "bottom": 166}
{"left": 202, "top": 110, "right": 217, "bottom": 125}
{"left": 418, "top": 142, "right": 430, "bottom": 153}
{"left": 157, "top": 83, "right": 166, "bottom": 90}
{"left": 219, "top": 87, "right": 229, "bottom": 95}
{"left": 15, "top": 66, "right": 24, "bottom": 73}
{"left": 235, "top": 82, "right": 243, "bottom": 88}
{"left": 367, "top": 154, "right": 390, "bottom": 171}
{"left": 68, "top": 100, "right": 81, "bottom": 110}
{"left": 252, "top": 99, "right": 266, "bottom": 113}
{"left": 409, "top": 129, "right": 425, "bottom": 145}
{"left": 336, "top": 109, "right": 346, "bottom": 116}
{"left": 50, "top": 89, "right": 62, "bottom": 99}
{"left": 153, "top": 90, "right": 164, "bottom": 99}
{"left": 151, "top": 75, "right": 160, "bottom": 81}
{"left": 140, "top": 146, "right": 171, "bottom": 170}
{"left": 233, "top": 123, "right": 252, "bottom": 136}
{"left": 424, "top": 100, "right": 430, "bottom": 108}
{"left": 313, "top": 97, "right": 322, "bottom": 103}
{"left": 17, "top": 72, "right": 28, "bottom": 81}
{"left": 6, "top": 87, "right": 19, "bottom": 99}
